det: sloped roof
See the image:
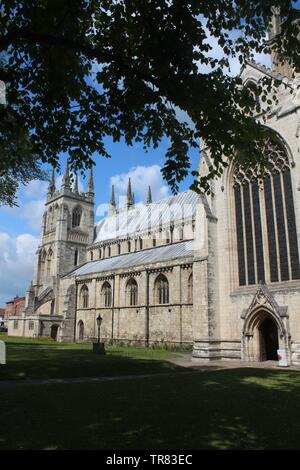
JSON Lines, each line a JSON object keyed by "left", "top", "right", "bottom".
{"left": 94, "top": 190, "right": 199, "bottom": 244}
{"left": 67, "top": 240, "right": 194, "bottom": 278}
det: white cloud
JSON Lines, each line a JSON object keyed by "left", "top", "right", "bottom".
{"left": 22, "top": 180, "right": 48, "bottom": 200}
{"left": 18, "top": 199, "right": 46, "bottom": 233}
{"left": 96, "top": 165, "right": 169, "bottom": 217}
{"left": 0, "top": 232, "right": 39, "bottom": 306}
{"left": 0, "top": 172, "right": 88, "bottom": 235}
{"left": 0, "top": 180, "right": 47, "bottom": 233}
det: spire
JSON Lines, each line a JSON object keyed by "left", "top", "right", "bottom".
{"left": 132, "top": 192, "right": 135, "bottom": 205}
{"left": 61, "top": 159, "right": 70, "bottom": 190}
{"left": 110, "top": 184, "right": 116, "bottom": 207}
{"left": 47, "top": 166, "right": 56, "bottom": 197}
{"left": 127, "top": 178, "right": 133, "bottom": 208}
{"left": 86, "top": 165, "right": 94, "bottom": 201}
{"left": 147, "top": 186, "right": 152, "bottom": 204}
{"left": 109, "top": 184, "right": 116, "bottom": 216}
{"left": 73, "top": 173, "right": 79, "bottom": 194}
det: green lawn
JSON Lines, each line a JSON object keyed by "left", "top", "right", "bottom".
{"left": 1, "top": 368, "right": 300, "bottom": 449}
{"left": 1, "top": 334, "right": 300, "bottom": 450}
{"left": 0, "top": 333, "right": 184, "bottom": 380}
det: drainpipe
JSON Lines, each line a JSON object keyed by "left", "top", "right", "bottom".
{"left": 111, "top": 274, "right": 115, "bottom": 343}
{"left": 145, "top": 270, "right": 150, "bottom": 347}
{"left": 73, "top": 281, "right": 78, "bottom": 342}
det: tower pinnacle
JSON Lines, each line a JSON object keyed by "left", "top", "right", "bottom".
{"left": 147, "top": 186, "right": 152, "bottom": 204}
{"left": 73, "top": 173, "right": 79, "bottom": 194}
{"left": 61, "top": 159, "right": 71, "bottom": 190}
{"left": 86, "top": 165, "right": 94, "bottom": 201}
{"left": 127, "top": 178, "right": 134, "bottom": 208}
{"left": 110, "top": 185, "right": 116, "bottom": 206}
{"left": 109, "top": 184, "right": 116, "bottom": 216}
{"left": 47, "top": 166, "right": 56, "bottom": 197}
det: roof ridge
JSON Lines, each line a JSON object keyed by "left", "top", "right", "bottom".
{"left": 66, "top": 239, "right": 194, "bottom": 278}
{"left": 95, "top": 189, "right": 198, "bottom": 228}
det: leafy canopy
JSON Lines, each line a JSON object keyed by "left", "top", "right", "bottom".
{"left": 0, "top": 0, "right": 300, "bottom": 199}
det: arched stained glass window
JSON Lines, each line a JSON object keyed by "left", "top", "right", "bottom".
{"left": 233, "top": 138, "right": 300, "bottom": 286}
{"left": 80, "top": 285, "right": 89, "bottom": 308}
{"left": 126, "top": 278, "right": 138, "bottom": 306}
{"left": 102, "top": 281, "right": 112, "bottom": 307}
{"left": 154, "top": 274, "right": 169, "bottom": 304}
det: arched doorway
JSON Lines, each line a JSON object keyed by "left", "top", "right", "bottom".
{"left": 259, "top": 318, "right": 279, "bottom": 361}
{"left": 78, "top": 320, "right": 84, "bottom": 341}
{"left": 50, "top": 324, "right": 58, "bottom": 341}
{"left": 242, "top": 303, "right": 288, "bottom": 363}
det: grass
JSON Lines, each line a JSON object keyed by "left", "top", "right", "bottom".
{"left": 0, "top": 333, "right": 184, "bottom": 380}
{"left": 1, "top": 368, "right": 300, "bottom": 449}
{"left": 1, "top": 334, "right": 300, "bottom": 450}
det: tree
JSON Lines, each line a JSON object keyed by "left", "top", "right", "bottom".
{"left": 0, "top": 97, "right": 48, "bottom": 206}
{"left": 0, "top": 0, "right": 299, "bottom": 199}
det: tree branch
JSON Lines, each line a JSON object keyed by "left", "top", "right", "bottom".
{"left": 0, "top": 28, "right": 160, "bottom": 88}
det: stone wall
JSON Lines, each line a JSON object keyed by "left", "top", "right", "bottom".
{"left": 71, "top": 258, "right": 193, "bottom": 346}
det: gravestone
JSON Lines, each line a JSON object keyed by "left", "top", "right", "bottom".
{"left": 0, "top": 341, "right": 6, "bottom": 365}
{"left": 0, "top": 81, "right": 6, "bottom": 106}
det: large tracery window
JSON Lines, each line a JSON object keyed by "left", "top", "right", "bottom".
{"left": 233, "top": 139, "right": 300, "bottom": 286}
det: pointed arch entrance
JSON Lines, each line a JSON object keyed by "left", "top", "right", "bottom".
{"left": 51, "top": 324, "right": 59, "bottom": 341}
{"left": 259, "top": 317, "right": 279, "bottom": 361}
{"left": 241, "top": 284, "right": 290, "bottom": 364}
{"left": 242, "top": 308, "right": 287, "bottom": 362}
{"left": 78, "top": 320, "right": 84, "bottom": 341}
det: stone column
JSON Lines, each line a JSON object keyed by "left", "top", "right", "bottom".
{"left": 192, "top": 200, "right": 221, "bottom": 360}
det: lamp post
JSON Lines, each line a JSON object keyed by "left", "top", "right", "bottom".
{"left": 93, "top": 314, "right": 105, "bottom": 354}
{"left": 96, "top": 314, "right": 102, "bottom": 344}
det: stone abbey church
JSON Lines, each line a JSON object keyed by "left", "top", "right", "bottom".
{"left": 8, "top": 18, "right": 300, "bottom": 366}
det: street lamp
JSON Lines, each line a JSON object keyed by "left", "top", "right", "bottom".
{"left": 96, "top": 314, "right": 102, "bottom": 344}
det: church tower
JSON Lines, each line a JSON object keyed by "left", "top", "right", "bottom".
{"left": 268, "top": 6, "right": 295, "bottom": 79}
{"left": 33, "top": 162, "right": 95, "bottom": 301}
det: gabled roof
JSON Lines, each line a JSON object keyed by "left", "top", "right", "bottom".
{"left": 240, "top": 60, "right": 293, "bottom": 89}
{"left": 94, "top": 190, "right": 199, "bottom": 244}
{"left": 67, "top": 240, "right": 194, "bottom": 278}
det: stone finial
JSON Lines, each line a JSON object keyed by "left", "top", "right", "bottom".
{"left": 110, "top": 184, "right": 116, "bottom": 207}
{"left": 61, "top": 159, "right": 71, "bottom": 190}
{"left": 127, "top": 178, "right": 134, "bottom": 208}
{"left": 73, "top": 173, "right": 79, "bottom": 194}
{"left": 86, "top": 165, "right": 94, "bottom": 201}
{"left": 109, "top": 184, "right": 116, "bottom": 216}
{"left": 47, "top": 166, "right": 56, "bottom": 197}
{"left": 147, "top": 186, "right": 152, "bottom": 204}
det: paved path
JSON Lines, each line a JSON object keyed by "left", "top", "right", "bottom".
{"left": 168, "top": 354, "right": 286, "bottom": 370}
